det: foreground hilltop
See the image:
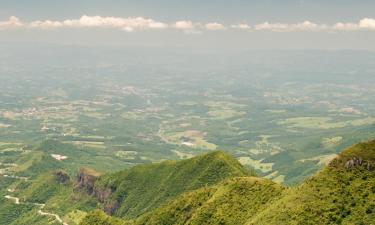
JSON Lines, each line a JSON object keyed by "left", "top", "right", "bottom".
{"left": 248, "top": 140, "right": 375, "bottom": 225}
{"left": 87, "top": 151, "right": 250, "bottom": 218}
{"left": 80, "top": 140, "right": 375, "bottom": 225}
{"left": 1, "top": 150, "right": 250, "bottom": 225}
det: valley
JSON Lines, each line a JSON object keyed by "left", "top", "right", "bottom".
{"left": 1, "top": 0, "right": 375, "bottom": 223}
{"left": 1, "top": 49, "right": 375, "bottom": 224}
{"left": 1, "top": 50, "right": 375, "bottom": 185}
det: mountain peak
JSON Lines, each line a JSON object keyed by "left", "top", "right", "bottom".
{"left": 329, "top": 139, "right": 375, "bottom": 170}
{"left": 92, "top": 150, "right": 250, "bottom": 218}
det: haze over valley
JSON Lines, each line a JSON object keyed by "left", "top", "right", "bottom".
{"left": 1, "top": 1, "right": 375, "bottom": 224}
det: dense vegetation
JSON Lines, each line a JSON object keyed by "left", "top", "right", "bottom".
{"left": 1, "top": 150, "right": 251, "bottom": 224}
{"left": 248, "top": 140, "right": 375, "bottom": 225}
{"left": 78, "top": 140, "right": 375, "bottom": 225}
{"left": 94, "top": 151, "right": 250, "bottom": 219}
{"left": 136, "top": 177, "right": 283, "bottom": 225}
{"left": 80, "top": 210, "right": 129, "bottom": 225}
{"left": 1, "top": 139, "right": 374, "bottom": 225}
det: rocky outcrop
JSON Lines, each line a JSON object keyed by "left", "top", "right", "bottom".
{"left": 103, "top": 200, "right": 120, "bottom": 215}
{"left": 345, "top": 157, "right": 363, "bottom": 169}
{"left": 54, "top": 170, "right": 70, "bottom": 184}
{"left": 74, "top": 168, "right": 119, "bottom": 215}
{"left": 75, "top": 168, "right": 101, "bottom": 194}
{"left": 94, "top": 187, "right": 112, "bottom": 203}
{"left": 343, "top": 157, "right": 374, "bottom": 171}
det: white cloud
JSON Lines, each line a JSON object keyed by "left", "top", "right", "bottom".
{"left": 333, "top": 18, "right": 375, "bottom": 31}
{"left": 254, "top": 18, "right": 375, "bottom": 32}
{"left": 72, "top": 15, "right": 167, "bottom": 30}
{"left": 29, "top": 20, "right": 63, "bottom": 29}
{"left": 255, "top": 21, "right": 326, "bottom": 32}
{"left": 0, "top": 16, "right": 24, "bottom": 30}
{"left": 27, "top": 15, "right": 168, "bottom": 31}
{"left": 333, "top": 22, "right": 358, "bottom": 31}
{"left": 1, "top": 16, "right": 375, "bottom": 33}
{"left": 231, "top": 23, "right": 251, "bottom": 30}
{"left": 205, "top": 22, "right": 226, "bottom": 30}
{"left": 359, "top": 18, "right": 375, "bottom": 30}
{"left": 174, "top": 20, "right": 194, "bottom": 30}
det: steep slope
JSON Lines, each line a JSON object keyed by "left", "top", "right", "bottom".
{"left": 91, "top": 151, "right": 250, "bottom": 219}
{"left": 248, "top": 140, "right": 375, "bottom": 225}
{"left": 135, "top": 177, "right": 283, "bottom": 225}
{"left": 79, "top": 140, "right": 375, "bottom": 225}
{"left": 1, "top": 170, "right": 70, "bottom": 225}
{"left": 80, "top": 210, "right": 130, "bottom": 225}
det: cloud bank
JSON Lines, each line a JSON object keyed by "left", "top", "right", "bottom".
{"left": 1, "top": 15, "right": 375, "bottom": 33}
{"left": 205, "top": 22, "right": 226, "bottom": 30}
{"left": 26, "top": 15, "right": 168, "bottom": 32}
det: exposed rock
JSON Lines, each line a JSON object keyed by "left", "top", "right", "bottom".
{"left": 343, "top": 157, "right": 375, "bottom": 172}
{"left": 94, "top": 187, "right": 112, "bottom": 203}
{"left": 104, "top": 200, "right": 120, "bottom": 215}
{"left": 54, "top": 170, "right": 70, "bottom": 184}
{"left": 345, "top": 157, "right": 363, "bottom": 169}
{"left": 75, "top": 168, "right": 102, "bottom": 194}
{"left": 74, "top": 168, "right": 118, "bottom": 215}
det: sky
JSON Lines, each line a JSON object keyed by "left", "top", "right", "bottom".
{"left": 1, "top": 0, "right": 375, "bottom": 50}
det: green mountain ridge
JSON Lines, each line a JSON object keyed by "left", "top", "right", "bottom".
{"left": 135, "top": 177, "right": 283, "bottom": 225}
{"left": 79, "top": 140, "right": 375, "bottom": 225}
{"left": 1, "top": 150, "right": 250, "bottom": 225}
{"left": 92, "top": 151, "right": 250, "bottom": 218}
{"left": 248, "top": 140, "right": 375, "bottom": 225}
{"left": 1, "top": 140, "right": 374, "bottom": 225}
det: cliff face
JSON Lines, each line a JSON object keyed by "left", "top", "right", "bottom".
{"left": 55, "top": 170, "right": 70, "bottom": 184}
{"left": 93, "top": 186, "right": 118, "bottom": 215}
{"left": 329, "top": 140, "right": 375, "bottom": 170}
{"left": 74, "top": 167, "right": 119, "bottom": 214}
{"left": 91, "top": 151, "right": 250, "bottom": 219}
{"left": 94, "top": 187, "right": 112, "bottom": 203}
{"left": 75, "top": 168, "right": 102, "bottom": 195}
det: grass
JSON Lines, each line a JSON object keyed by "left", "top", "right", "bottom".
{"left": 3, "top": 140, "right": 375, "bottom": 225}
{"left": 159, "top": 130, "right": 217, "bottom": 150}
{"left": 69, "top": 141, "right": 107, "bottom": 149}
{"left": 248, "top": 140, "right": 375, "bottom": 225}
{"left": 80, "top": 210, "right": 130, "bottom": 225}
{"left": 247, "top": 135, "right": 283, "bottom": 156}
{"left": 171, "top": 150, "right": 195, "bottom": 159}
{"left": 237, "top": 157, "right": 274, "bottom": 173}
{"left": 136, "top": 177, "right": 284, "bottom": 225}
{"left": 0, "top": 142, "right": 22, "bottom": 147}
{"left": 207, "top": 109, "right": 246, "bottom": 120}
{"left": 94, "top": 151, "right": 250, "bottom": 219}
{"left": 0, "top": 123, "right": 11, "bottom": 128}
{"left": 64, "top": 210, "right": 87, "bottom": 225}
{"left": 279, "top": 116, "right": 375, "bottom": 130}
{"left": 278, "top": 117, "right": 346, "bottom": 129}
{"left": 121, "top": 112, "right": 145, "bottom": 120}
{"left": 78, "top": 139, "right": 375, "bottom": 225}
{"left": 321, "top": 136, "right": 343, "bottom": 148}
{"left": 299, "top": 154, "right": 338, "bottom": 166}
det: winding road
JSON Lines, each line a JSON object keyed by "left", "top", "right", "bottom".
{"left": 4, "top": 193, "right": 68, "bottom": 225}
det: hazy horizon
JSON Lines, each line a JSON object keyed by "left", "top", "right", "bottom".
{"left": 1, "top": 0, "right": 375, "bottom": 50}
